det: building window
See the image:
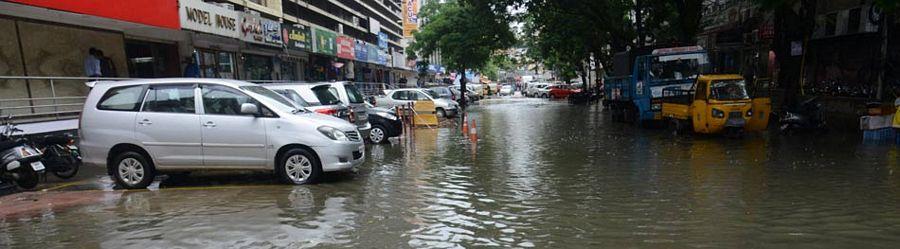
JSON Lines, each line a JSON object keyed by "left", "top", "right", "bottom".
{"left": 197, "top": 50, "right": 237, "bottom": 79}
{"left": 248, "top": 0, "right": 267, "bottom": 7}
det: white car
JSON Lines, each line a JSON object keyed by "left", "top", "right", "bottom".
{"left": 536, "top": 84, "right": 554, "bottom": 98}
{"left": 526, "top": 83, "right": 548, "bottom": 97}
{"left": 377, "top": 88, "right": 460, "bottom": 118}
{"left": 499, "top": 85, "right": 513, "bottom": 96}
{"left": 79, "top": 78, "right": 365, "bottom": 189}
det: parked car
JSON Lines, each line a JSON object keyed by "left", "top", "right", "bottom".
{"left": 264, "top": 84, "right": 352, "bottom": 122}
{"left": 499, "top": 85, "right": 514, "bottom": 96}
{"left": 80, "top": 78, "right": 365, "bottom": 189}
{"left": 428, "top": 86, "right": 454, "bottom": 99}
{"left": 536, "top": 84, "right": 554, "bottom": 98}
{"left": 322, "top": 82, "right": 371, "bottom": 132}
{"left": 549, "top": 85, "right": 577, "bottom": 99}
{"left": 452, "top": 85, "right": 481, "bottom": 101}
{"left": 365, "top": 103, "right": 403, "bottom": 144}
{"left": 448, "top": 86, "right": 477, "bottom": 103}
{"left": 526, "top": 83, "right": 549, "bottom": 97}
{"left": 377, "top": 88, "right": 460, "bottom": 118}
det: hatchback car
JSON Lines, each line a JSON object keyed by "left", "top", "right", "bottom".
{"left": 80, "top": 78, "right": 365, "bottom": 189}
{"left": 378, "top": 88, "right": 460, "bottom": 118}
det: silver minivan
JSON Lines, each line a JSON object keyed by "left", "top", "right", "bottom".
{"left": 79, "top": 78, "right": 365, "bottom": 189}
{"left": 322, "top": 82, "right": 370, "bottom": 131}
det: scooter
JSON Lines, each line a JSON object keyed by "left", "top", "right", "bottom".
{"left": 779, "top": 96, "right": 827, "bottom": 134}
{"left": 30, "top": 134, "right": 81, "bottom": 179}
{"left": 0, "top": 117, "right": 44, "bottom": 189}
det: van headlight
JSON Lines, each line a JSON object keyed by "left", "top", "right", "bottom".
{"left": 317, "top": 126, "right": 349, "bottom": 141}
{"left": 375, "top": 111, "right": 398, "bottom": 120}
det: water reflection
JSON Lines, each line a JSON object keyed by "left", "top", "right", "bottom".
{"left": 2, "top": 98, "right": 900, "bottom": 248}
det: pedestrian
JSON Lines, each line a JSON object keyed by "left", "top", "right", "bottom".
{"left": 893, "top": 88, "right": 900, "bottom": 145}
{"left": 96, "top": 50, "right": 118, "bottom": 78}
{"left": 84, "top": 48, "right": 101, "bottom": 77}
{"left": 183, "top": 57, "right": 201, "bottom": 78}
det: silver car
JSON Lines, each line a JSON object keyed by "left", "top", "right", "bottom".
{"left": 265, "top": 84, "right": 352, "bottom": 122}
{"left": 79, "top": 78, "right": 365, "bottom": 189}
{"left": 321, "top": 82, "right": 371, "bottom": 132}
{"left": 378, "top": 88, "right": 460, "bottom": 118}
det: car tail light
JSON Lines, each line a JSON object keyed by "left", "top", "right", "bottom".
{"left": 315, "top": 108, "right": 338, "bottom": 116}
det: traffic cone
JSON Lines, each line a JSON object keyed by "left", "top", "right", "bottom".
{"left": 469, "top": 119, "right": 478, "bottom": 141}
{"left": 461, "top": 115, "right": 469, "bottom": 135}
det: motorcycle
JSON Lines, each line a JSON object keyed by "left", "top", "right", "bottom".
{"left": 31, "top": 133, "right": 81, "bottom": 179}
{"left": 779, "top": 96, "right": 827, "bottom": 134}
{"left": 0, "top": 117, "right": 44, "bottom": 189}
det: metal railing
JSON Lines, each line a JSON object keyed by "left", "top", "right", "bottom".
{"left": 0, "top": 76, "right": 131, "bottom": 123}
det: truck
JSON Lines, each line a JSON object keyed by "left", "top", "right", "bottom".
{"left": 603, "top": 46, "right": 710, "bottom": 124}
{"left": 659, "top": 74, "right": 771, "bottom": 136}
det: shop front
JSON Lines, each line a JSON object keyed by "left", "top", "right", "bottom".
{"left": 239, "top": 12, "right": 282, "bottom": 81}
{"left": 311, "top": 27, "right": 338, "bottom": 81}
{"left": 125, "top": 39, "right": 180, "bottom": 78}
{"left": 283, "top": 23, "right": 313, "bottom": 81}
{"left": 179, "top": 0, "right": 241, "bottom": 79}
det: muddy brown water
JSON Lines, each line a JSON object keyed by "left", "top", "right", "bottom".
{"left": 1, "top": 98, "right": 899, "bottom": 248}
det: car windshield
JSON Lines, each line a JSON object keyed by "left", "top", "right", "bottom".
{"left": 239, "top": 85, "right": 299, "bottom": 113}
{"left": 270, "top": 89, "right": 311, "bottom": 107}
{"left": 345, "top": 84, "right": 365, "bottom": 104}
{"left": 425, "top": 90, "right": 440, "bottom": 99}
{"left": 312, "top": 85, "right": 342, "bottom": 105}
{"left": 709, "top": 80, "right": 750, "bottom": 100}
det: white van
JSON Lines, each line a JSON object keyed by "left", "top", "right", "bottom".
{"left": 79, "top": 78, "right": 364, "bottom": 189}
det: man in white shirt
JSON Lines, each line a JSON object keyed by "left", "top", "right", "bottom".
{"left": 84, "top": 48, "right": 101, "bottom": 77}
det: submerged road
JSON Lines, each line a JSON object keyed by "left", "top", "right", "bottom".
{"left": 2, "top": 97, "right": 899, "bottom": 248}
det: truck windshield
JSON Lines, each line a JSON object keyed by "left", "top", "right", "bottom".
{"left": 709, "top": 80, "right": 750, "bottom": 100}
{"left": 650, "top": 54, "right": 705, "bottom": 82}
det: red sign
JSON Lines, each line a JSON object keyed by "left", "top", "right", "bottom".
{"left": 10, "top": 0, "right": 180, "bottom": 29}
{"left": 336, "top": 36, "right": 355, "bottom": 60}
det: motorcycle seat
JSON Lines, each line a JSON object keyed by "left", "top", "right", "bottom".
{"left": 0, "top": 140, "right": 24, "bottom": 151}
{"left": 34, "top": 135, "right": 70, "bottom": 146}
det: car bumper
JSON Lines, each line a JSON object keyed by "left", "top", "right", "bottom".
{"left": 315, "top": 141, "right": 365, "bottom": 172}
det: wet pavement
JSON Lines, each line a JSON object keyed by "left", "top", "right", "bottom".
{"left": 2, "top": 97, "right": 900, "bottom": 248}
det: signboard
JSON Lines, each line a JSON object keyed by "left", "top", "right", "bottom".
{"left": 378, "top": 32, "right": 389, "bottom": 49}
{"left": 336, "top": 36, "right": 355, "bottom": 60}
{"left": 179, "top": 0, "right": 239, "bottom": 38}
{"left": 313, "top": 27, "right": 337, "bottom": 55}
{"left": 378, "top": 49, "right": 389, "bottom": 65}
{"left": 367, "top": 44, "right": 379, "bottom": 64}
{"left": 283, "top": 24, "right": 312, "bottom": 51}
{"left": 355, "top": 40, "right": 368, "bottom": 62}
{"left": 12, "top": 0, "right": 180, "bottom": 29}
{"left": 369, "top": 18, "right": 381, "bottom": 34}
{"left": 402, "top": 0, "right": 419, "bottom": 37}
{"left": 392, "top": 51, "right": 405, "bottom": 68}
{"left": 240, "top": 13, "right": 282, "bottom": 47}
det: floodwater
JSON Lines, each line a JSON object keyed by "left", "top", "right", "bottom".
{"left": 2, "top": 98, "right": 900, "bottom": 248}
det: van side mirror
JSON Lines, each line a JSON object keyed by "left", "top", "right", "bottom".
{"left": 240, "top": 103, "right": 260, "bottom": 116}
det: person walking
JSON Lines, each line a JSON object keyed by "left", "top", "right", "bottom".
{"left": 96, "top": 50, "right": 118, "bottom": 77}
{"left": 183, "top": 57, "right": 201, "bottom": 78}
{"left": 84, "top": 48, "right": 102, "bottom": 77}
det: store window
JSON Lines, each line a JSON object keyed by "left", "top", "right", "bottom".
{"left": 125, "top": 40, "right": 179, "bottom": 78}
{"left": 243, "top": 54, "right": 274, "bottom": 81}
{"left": 281, "top": 60, "right": 298, "bottom": 81}
{"left": 196, "top": 50, "right": 237, "bottom": 79}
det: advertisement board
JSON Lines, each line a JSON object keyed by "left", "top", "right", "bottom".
{"left": 11, "top": 0, "right": 180, "bottom": 29}
{"left": 283, "top": 24, "right": 311, "bottom": 51}
{"left": 336, "top": 35, "right": 355, "bottom": 60}
{"left": 179, "top": 0, "right": 239, "bottom": 38}
{"left": 355, "top": 40, "right": 368, "bottom": 62}
{"left": 240, "top": 13, "right": 282, "bottom": 47}
{"left": 378, "top": 32, "right": 389, "bottom": 49}
{"left": 313, "top": 27, "right": 337, "bottom": 55}
{"left": 367, "top": 44, "right": 379, "bottom": 64}
{"left": 401, "top": 0, "right": 419, "bottom": 37}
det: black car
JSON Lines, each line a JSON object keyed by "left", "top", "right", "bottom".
{"left": 366, "top": 106, "right": 403, "bottom": 144}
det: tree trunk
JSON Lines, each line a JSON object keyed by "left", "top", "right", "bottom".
{"left": 459, "top": 66, "right": 468, "bottom": 109}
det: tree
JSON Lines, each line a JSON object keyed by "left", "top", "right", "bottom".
{"left": 407, "top": 0, "right": 516, "bottom": 107}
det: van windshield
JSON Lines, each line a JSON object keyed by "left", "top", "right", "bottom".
{"left": 240, "top": 85, "right": 297, "bottom": 113}
{"left": 345, "top": 84, "right": 365, "bottom": 104}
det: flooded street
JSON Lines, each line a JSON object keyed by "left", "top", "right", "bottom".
{"left": 2, "top": 98, "right": 900, "bottom": 248}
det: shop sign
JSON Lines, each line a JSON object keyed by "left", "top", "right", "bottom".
{"left": 355, "top": 40, "right": 369, "bottom": 61}
{"left": 283, "top": 24, "right": 312, "bottom": 51}
{"left": 240, "top": 13, "right": 282, "bottom": 47}
{"left": 402, "top": 0, "right": 419, "bottom": 37}
{"left": 179, "top": 0, "right": 239, "bottom": 38}
{"left": 392, "top": 51, "right": 405, "bottom": 68}
{"left": 337, "top": 36, "right": 356, "bottom": 60}
{"left": 367, "top": 44, "right": 379, "bottom": 64}
{"left": 313, "top": 27, "right": 337, "bottom": 55}
{"left": 12, "top": 0, "right": 180, "bottom": 29}
{"left": 378, "top": 32, "right": 389, "bottom": 49}
{"left": 378, "top": 49, "right": 389, "bottom": 65}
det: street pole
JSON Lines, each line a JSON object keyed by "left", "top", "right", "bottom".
{"left": 460, "top": 66, "right": 468, "bottom": 109}
{"left": 635, "top": 0, "right": 644, "bottom": 47}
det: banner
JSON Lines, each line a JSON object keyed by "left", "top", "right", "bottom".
{"left": 283, "top": 24, "right": 312, "bottom": 51}
{"left": 402, "top": 0, "right": 419, "bottom": 37}
{"left": 355, "top": 40, "right": 368, "bottom": 62}
{"left": 336, "top": 35, "right": 355, "bottom": 60}
{"left": 313, "top": 27, "right": 337, "bottom": 55}
{"left": 367, "top": 44, "right": 379, "bottom": 64}
{"left": 378, "top": 32, "right": 389, "bottom": 49}
{"left": 179, "top": 0, "right": 239, "bottom": 38}
{"left": 240, "top": 13, "right": 282, "bottom": 47}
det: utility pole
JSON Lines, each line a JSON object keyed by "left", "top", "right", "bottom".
{"left": 635, "top": 0, "right": 644, "bottom": 47}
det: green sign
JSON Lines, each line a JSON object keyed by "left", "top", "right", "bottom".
{"left": 313, "top": 27, "right": 337, "bottom": 55}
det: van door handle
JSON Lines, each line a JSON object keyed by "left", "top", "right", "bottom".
{"left": 203, "top": 121, "right": 216, "bottom": 128}
{"left": 138, "top": 119, "right": 152, "bottom": 125}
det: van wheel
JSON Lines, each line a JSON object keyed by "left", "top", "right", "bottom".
{"left": 112, "top": 151, "right": 155, "bottom": 189}
{"left": 277, "top": 148, "right": 321, "bottom": 185}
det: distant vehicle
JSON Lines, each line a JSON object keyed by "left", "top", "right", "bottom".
{"left": 428, "top": 86, "right": 454, "bottom": 99}
{"left": 452, "top": 85, "right": 481, "bottom": 102}
{"left": 526, "top": 83, "right": 548, "bottom": 97}
{"left": 536, "top": 84, "right": 554, "bottom": 98}
{"left": 365, "top": 103, "right": 403, "bottom": 144}
{"left": 80, "top": 78, "right": 365, "bottom": 189}
{"left": 660, "top": 74, "right": 770, "bottom": 136}
{"left": 448, "top": 86, "right": 477, "bottom": 103}
{"left": 499, "top": 85, "right": 514, "bottom": 96}
{"left": 377, "top": 88, "right": 460, "bottom": 118}
{"left": 549, "top": 85, "right": 576, "bottom": 99}
{"left": 264, "top": 84, "right": 353, "bottom": 123}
